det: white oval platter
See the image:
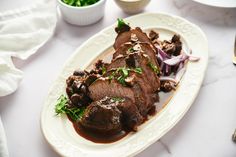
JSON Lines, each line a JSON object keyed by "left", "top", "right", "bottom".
{"left": 41, "top": 13, "right": 208, "bottom": 157}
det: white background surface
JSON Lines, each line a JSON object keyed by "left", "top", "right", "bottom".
{"left": 0, "top": 0, "right": 236, "bottom": 157}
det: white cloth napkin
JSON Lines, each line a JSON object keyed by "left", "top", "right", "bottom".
{"left": 0, "top": 116, "right": 9, "bottom": 157}
{"left": 0, "top": 0, "right": 57, "bottom": 96}
{"left": 0, "top": 0, "right": 57, "bottom": 156}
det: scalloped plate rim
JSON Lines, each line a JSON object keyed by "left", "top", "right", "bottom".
{"left": 41, "top": 12, "right": 208, "bottom": 157}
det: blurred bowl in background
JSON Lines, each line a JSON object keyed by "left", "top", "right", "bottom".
{"left": 58, "top": 0, "right": 106, "bottom": 26}
{"left": 114, "top": 0, "right": 151, "bottom": 14}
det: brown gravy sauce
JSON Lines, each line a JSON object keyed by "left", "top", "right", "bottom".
{"left": 70, "top": 91, "right": 174, "bottom": 143}
{"left": 70, "top": 43, "right": 175, "bottom": 143}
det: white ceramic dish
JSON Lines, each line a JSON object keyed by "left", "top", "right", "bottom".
{"left": 41, "top": 13, "right": 208, "bottom": 157}
{"left": 193, "top": 0, "right": 236, "bottom": 8}
{"left": 57, "top": 0, "right": 106, "bottom": 26}
{"left": 114, "top": 0, "right": 151, "bottom": 14}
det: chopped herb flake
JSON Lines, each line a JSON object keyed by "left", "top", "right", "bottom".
{"left": 127, "top": 47, "right": 134, "bottom": 53}
{"left": 108, "top": 67, "right": 142, "bottom": 86}
{"left": 134, "top": 67, "right": 142, "bottom": 74}
{"left": 147, "top": 62, "right": 159, "bottom": 74}
{"left": 111, "top": 97, "right": 125, "bottom": 102}
{"left": 117, "top": 75, "right": 126, "bottom": 86}
{"left": 102, "top": 66, "right": 106, "bottom": 75}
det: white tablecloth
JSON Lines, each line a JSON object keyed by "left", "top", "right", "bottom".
{"left": 0, "top": 0, "right": 236, "bottom": 156}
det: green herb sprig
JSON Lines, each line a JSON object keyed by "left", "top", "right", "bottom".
{"left": 55, "top": 95, "right": 85, "bottom": 121}
{"left": 115, "top": 18, "right": 130, "bottom": 34}
{"left": 117, "top": 18, "right": 128, "bottom": 29}
{"left": 147, "top": 62, "right": 159, "bottom": 74}
{"left": 108, "top": 67, "right": 142, "bottom": 86}
{"left": 102, "top": 66, "right": 106, "bottom": 75}
{"left": 111, "top": 97, "right": 125, "bottom": 103}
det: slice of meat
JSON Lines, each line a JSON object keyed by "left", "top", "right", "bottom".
{"left": 114, "top": 43, "right": 158, "bottom": 65}
{"left": 79, "top": 97, "right": 122, "bottom": 133}
{"left": 104, "top": 64, "right": 158, "bottom": 116}
{"left": 106, "top": 53, "right": 160, "bottom": 93}
{"left": 113, "top": 43, "right": 133, "bottom": 59}
{"left": 128, "top": 71, "right": 156, "bottom": 116}
{"left": 105, "top": 56, "right": 126, "bottom": 71}
{"left": 89, "top": 78, "right": 135, "bottom": 103}
{"left": 116, "top": 98, "right": 143, "bottom": 131}
{"left": 129, "top": 53, "right": 160, "bottom": 93}
{"left": 80, "top": 97, "right": 143, "bottom": 132}
{"left": 113, "top": 27, "right": 154, "bottom": 50}
{"left": 89, "top": 70, "right": 155, "bottom": 116}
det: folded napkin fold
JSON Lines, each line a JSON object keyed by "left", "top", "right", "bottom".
{"left": 0, "top": 0, "right": 57, "bottom": 96}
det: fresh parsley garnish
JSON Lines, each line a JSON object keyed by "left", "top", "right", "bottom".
{"left": 108, "top": 71, "right": 115, "bottom": 82}
{"left": 115, "top": 18, "right": 130, "bottom": 34}
{"left": 55, "top": 95, "right": 85, "bottom": 121}
{"left": 117, "top": 75, "right": 126, "bottom": 86}
{"left": 108, "top": 67, "right": 142, "bottom": 86}
{"left": 117, "top": 18, "right": 127, "bottom": 29}
{"left": 62, "top": 0, "right": 99, "bottom": 7}
{"left": 134, "top": 67, "right": 142, "bottom": 74}
{"left": 147, "top": 62, "right": 159, "bottom": 74}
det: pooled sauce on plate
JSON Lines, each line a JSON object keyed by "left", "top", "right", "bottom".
{"left": 71, "top": 91, "right": 174, "bottom": 143}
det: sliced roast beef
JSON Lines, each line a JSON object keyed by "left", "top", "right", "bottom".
{"left": 106, "top": 53, "right": 160, "bottom": 93}
{"left": 127, "top": 71, "right": 157, "bottom": 116}
{"left": 89, "top": 70, "right": 155, "bottom": 116}
{"left": 113, "top": 43, "right": 158, "bottom": 68}
{"left": 104, "top": 56, "right": 153, "bottom": 95}
{"left": 105, "top": 56, "right": 126, "bottom": 71}
{"left": 80, "top": 97, "right": 143, "bottom": 132}
{"left": 116, "top": 98, "right": 143, "bottom": 131}
{"left": 103, "top": 68, "right": 157, "bottom": 116}
{"left": 89, "top": 78, "right": 136, "bottom": 103}
{"left": 113, "top": 27, "right": 154, "bottom": 50}
{"left": 113, "top": 43, "right": 133, "bottom": 59}
{"left": 79, "top": 97, "right": 122, "bottom": 133}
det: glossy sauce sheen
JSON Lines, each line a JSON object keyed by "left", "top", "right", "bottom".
{"left": 71, "top": 91, "right": 174, "bottom": 143}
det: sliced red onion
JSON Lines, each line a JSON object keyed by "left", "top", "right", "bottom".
{"left": 160, "top": 76, "right": 177, "bottom": 84}
{"left": 176, "top": 62, "right": 184, "bottom": 73}
{"left": 156, "top": 47, "right": 171, "bottom": 60}
{"left": 175, "top": 67, "right": 186, "bottom": 84}
{"left": 188, "top": 55, "right": 200, "bottom": 62}
{"left": 163, "top": 54, "right": 189, "bottom": 66}
{"left": 157, "top": 53, "right": 163, "bottom": 61}
{"left": 160, "top": 67, "right": 186, "bottom": 85}
{"left": 183, "top": 49, "right": 200, "bottom": 62}
{"left": 157, "top": 47, "right": 200, "bottom": 82}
